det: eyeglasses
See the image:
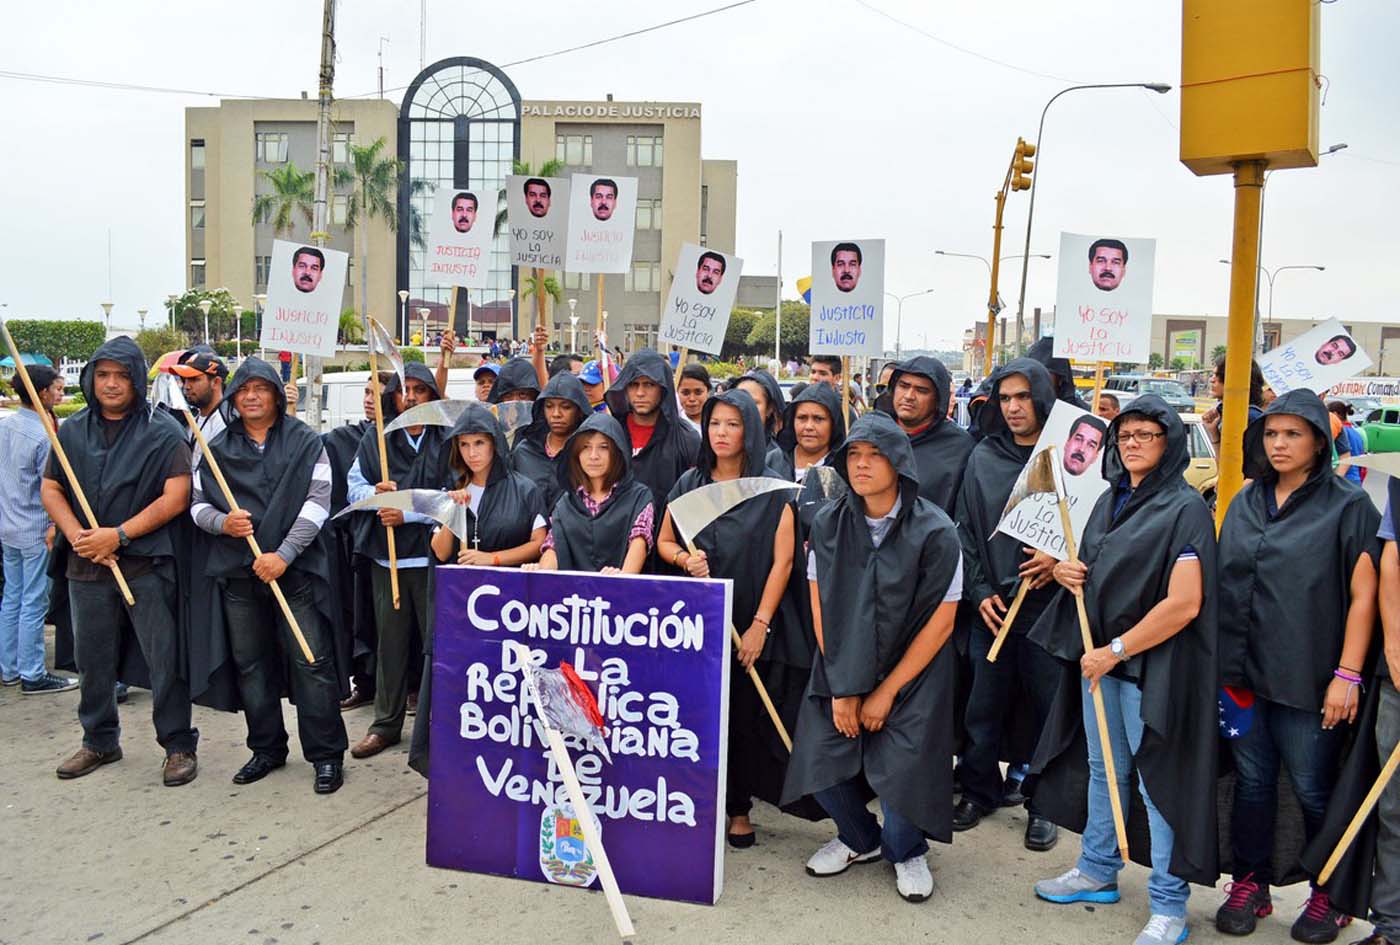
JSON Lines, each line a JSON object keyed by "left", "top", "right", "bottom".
{"left": 1116, "top": 431, "right": 1166, "bottom": 445}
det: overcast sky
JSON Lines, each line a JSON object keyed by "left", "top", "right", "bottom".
{"left": 2, "top": 0, "right": 1395, "bottom": 349}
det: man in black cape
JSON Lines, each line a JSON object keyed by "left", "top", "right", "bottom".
{"left": 952, "top": 357, "right": 1062, "bottom": 850}
{"left": 882, "top": 356, "right": 972, "bottom": 515}
{"left": 42, "top": 337, "right": 199, "bottom": 786}
{"left": 604, "top": 348, "right": 700, "bottom": 531}
{"left": 322, "top": 375, "right": 381, "bottom": 710}
{"left": 1027, "top": 394, "right": 1219, "bottom": 936}
{"left": 782, "top": 412, "right": 963, "bottom": 903}
{"left": 488, "top": 356, "right": 542, "bottom": 404}
{"left": 346, "top": 362, "right": 448, "bottom": 759}
{"left": 191, "top": 358, "right": 348, "bottom": 793}
{"left": 511, "top": 370, "right": 591, "bottom": 513}
{"left": 1026, "top": 336, "right": 1090, "bottom": 410}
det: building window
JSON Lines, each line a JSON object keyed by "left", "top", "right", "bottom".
{"left": 625, "top": 323, "right": 658, "bottom": 351}
{"left": 333, "top": 131, "right": 353, "bottom": 164}
{"left": 254, "top": 256, "right": 272, "bottom": 290}
{"left": 191, "top": 259, "right": 206, "bottom": 288}
{"left": 190, "top": 139, "right": 206, "bottom": 170}
{"left": 562, "top": 271, "right": 592, "bottom": 291}
{"left": 626, "top": 135, "right": 663, "bottom": 167}
{"left": 332, "top": 193, "right": 348, "bottom": 225}
{"left": 190, "top": 200, "right": 205, "bottom": 229}
{"left": 555, "top": 134, "right": 592, "bottom": 166}
{"left": 625, "top": 261, "right": 660, "bottom": 293}
{"left": 635, "top": 198, "right": 662, "bottom": 231}
{"left": 255, "top": 132, "right": 289, "bottom": 163}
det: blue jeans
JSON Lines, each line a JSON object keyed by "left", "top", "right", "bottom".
{"left": 1230, "top": 697, "right": 1344, "bottom": 885}
{"left": 1, "top": 544, "right": 51, "bottom": 682}
{"left": 1078, "top": 675, "right": 1189, "bottom": 918}
{"left": 814, "top": 776, "right": 928, "bottom": 864}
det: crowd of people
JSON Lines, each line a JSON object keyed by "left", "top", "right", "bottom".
{"left": 4, "top": 330, "right": 1400, "bottom": 945}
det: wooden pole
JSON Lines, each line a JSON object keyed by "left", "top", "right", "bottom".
{"left": 1091, "top": 360, "right": 1106, "bottom": 415}
{"left": 986, "top": 580, "right": 1029, "bottom": 663}
{"left": 1318, "top": 738, "right": 1400, "bottom": 885}
{"left": 181, "top": 410, "right": 316, "bottom": 662}
{"left": 367, "top": 348, "right": 401, "bottom": 609}
{"left": 595, "top": 278, "right": 609, "bottom": 380}
{"left": 0, "top": 320, "right": 135, "bottom": 605}
{"left": 840, "top": 356, "right": 850, "bottom": 426}
{"left": 1049, "top": 446, "right": 1129, "bottom": 859}
{"left": 286, "top": 354, "right": 299, "bottom": 417}
{"left": 672, "top": 346, "right": 688, "bottom": 388}
{"left": 448, "top": 286, "right": 460, "bottom": 339}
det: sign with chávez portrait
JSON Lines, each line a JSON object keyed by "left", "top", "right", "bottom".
{"left": 259, "top": 239, "right": 349, "bottom": 358}
{"left": 506, "top": 175, "right": 570, "bottom": 270}
{"left": 658, "top": 243, "right": 742, "bottom": 356}
{"left": 564, "top": 173, "right": 638, "bottom": 274}
{"left": 1258, "top": 318, "right": 1372, "bottom": 396}
{"left": 426, "top": 185, "right": 495, "bottom": 289}
{"left": 808, "top": 239, "right": 885, "bottom": 358}
{"left": 1053, "top": 232, "right": 1156, "bottom": 364}
{"left": 996, "top": 400, "right": 1111, "bottom": 560}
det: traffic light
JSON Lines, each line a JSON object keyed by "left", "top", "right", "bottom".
{"left": 1011, "top": 137, "right": 1036, "bottom": 191}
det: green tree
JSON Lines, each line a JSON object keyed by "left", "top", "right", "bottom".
{"left": 339, "top": 308, "right": 364, "bottom": 345}
{"left": 745, "top": 300, "right": 810, "bottom": 362}
{"left": 520, "top": 272, "right": 563, "bottom": 331}
{"left": 497, "top": 159, "right": 566, "bottom": 332}
{"left": 1148, "top": 352, "right": 1164, "bottom": 370}
{"left": 1170, "top": 357, "right": 1187, "bottom": 372}
{"left": 251, "top": 162, "right": 320, "bottom": 237}
{"left": 5, "top": 320, "right": 107, "bottom": 365}
{"left": 134, "top": 327, "right": 190, "bottom": 366}
{"left": 165, "top": 288, "right": 239, "bottom": 342}
{"left": 721, "top": 309, "right": 761, "bottom": 361}
{"left": 344, "top": 136, "right": 430, "bottom": 335}
{"left": 1210, "top": 344, "right": 1228, "bottom": 365}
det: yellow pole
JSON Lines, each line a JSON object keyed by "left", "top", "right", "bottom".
{"left": 1091, "top": 361, "right": 1106, "bottom": 414}
{"left": 1215, "top": 161, "right": 1265, "bottom": 532}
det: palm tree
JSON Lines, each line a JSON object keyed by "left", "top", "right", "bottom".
{"left": 251, "top": 163, "right": 318, "bottom": 236}
{"left": 497, "top": 158, "right": 566, "bottom": 334}
{"left": 344, "top": 136, "right": 425, "bottom": 335}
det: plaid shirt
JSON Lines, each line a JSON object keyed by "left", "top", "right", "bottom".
{"left": 0, "top": 408, "right": 52, "bottom": 550}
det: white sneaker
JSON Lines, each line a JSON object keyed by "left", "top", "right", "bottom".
{"left": 1134, "top": 913, "right": 1188, "bottom": 945}
{"left": 894, "top": 855, "right": 934, "bottom": 902}
{"left": 805, "top": 836, "right": 880, "bottom": 876}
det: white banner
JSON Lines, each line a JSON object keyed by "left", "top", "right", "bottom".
{"left": 658, "top": 244, "right": 742, "bottom": 356}
{"left": 259, "top": 240, "right": 349, "bottom": 358}
{"left": 1259, "top": 318, "right": 1372, "bottom": 396}
{"left": 564, "top": 173, "right": 638, "bottom": 274}
{"left": 426, "top": 186, "right": 495, "bottom": 288}
{"left": 808, "top": 239, "right": 885, "bottom": 358}
{"left": 1053, "top": 232, "right": 1156, "bottom": 364}
{"left": 506, "top": 174, "right": 570, "bottom": 270}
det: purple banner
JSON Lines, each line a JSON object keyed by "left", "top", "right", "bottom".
{"left": 427, "top": 567, "right": 733, "bottom": 905}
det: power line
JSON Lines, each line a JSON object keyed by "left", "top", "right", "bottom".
{"left": 0, "top": 68, "right": 259, "bottom": 98}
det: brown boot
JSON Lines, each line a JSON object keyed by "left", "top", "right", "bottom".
{"left": 350, "top": 732, "right": 397, "bottom": 759}
{"left": 56, "top": 746, "right": 123, "bottom": 779}
{"left": 163, "top": 751, "right": 198, "bottom": 786}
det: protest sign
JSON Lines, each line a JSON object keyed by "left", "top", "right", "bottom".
{"left": 1325, "top": 376, "right": 1400, "bottom": 402}
{"left": 808, "top": 239, "right": 885, "bottom": 357}
{"left": 426, "top": 186, "right": 495, "bottom": 289}
{"left": 1259, "top": 318, "right": 1372, "bottom": 396}
{"left": 506, "top": 174, "right": 570, "bottom": 270}
{"left": 996, "top": 401, "right": 1111, "bottom": 560}
{"left": 427, "top": 567, "right": 732, "bottom": 905}
{"left": 1053, "top": 232, "right": 1156, "bottom": 364}
{"left": 259, "top": 239, "right": 349, "bottom": 358}
{"left": 658, "top": 243, "right": 742, "bottom": 356}
{"left": 564, "top": 173, "right": 638, "bottom": 274}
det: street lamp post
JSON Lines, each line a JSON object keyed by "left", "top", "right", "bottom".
{"left": 417, "top": 307, "right": 430, "bottom": 350}
{"left": 231, "top": 300, "right": 242, "bottom": 361}
{"left": 254, "top": 294, "right": 267, "bottom": 355}
{"left": 884, "top": 288, "right": 934, "bottom": 360}
{"left": 1217, "top": 259, "right": 1325, "bottom": 349}
{"left": 1253, "top": 142, "right": 1346, "bottom": 327}
{"left": 397, "top": 289, "right": 410, "bottom": 345}
{"left": 507, "top": 288, "right": 517, "bottom": 343}
{"left": 197, "top": 299, "right": 212, "bottom": 344}
{"left": 100, "top": 301, "right": 114, "bottom": 336}
{"left": 1014, "top": 82, "right": 1172, "bottom": 332}
{"left": 166, "top": 294, "right": 178, "bottom": 330}
{"left": 568, "top": 298, "right": 579, "bottom": 353}
{"left": 137, "top": 307, "right": 148, "bottom": 331}
{"left": 936, "top": 251, "right": 1052, "bottom": 367}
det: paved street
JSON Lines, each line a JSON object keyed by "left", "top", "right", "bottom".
{"left": 0, "top": 637, "right": 1360, "bottom": 945}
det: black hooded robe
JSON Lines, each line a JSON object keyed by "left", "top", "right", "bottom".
{"left": 781, "top": 412, "right": 964, "bottom": 842}
{"left": 512, "top": 371, "right": 592, "bottom": 514}
{"left": 1217, "top": 389, "right": 1380, "bottom": 885}
{"left": 487, "top": 357, "right": 542, "bottom": 405}
{"left": 1027, "top": 394, "right": 1221, "bottom": 887}
{"left": 666, "top": 389, "right": 803, "bottom": 816}
{"left": 736, "top": 369, "right": 788, "bottom": 473}
{"left": 884, "top": 356, "right": 973, "bottom": 515}
{"left": 546, "top": 413, "right": 655, "bottom": 573}
{"left": 323, "top": 418, "right": 376, "bottom": 692}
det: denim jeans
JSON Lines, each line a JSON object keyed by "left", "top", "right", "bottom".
{"left": 1077, "top": 675, "right": 1189, "bottom": 918}
{"left": 814, "top": 776, "right": 929, "bottom": 864}
{"left": 1229, "top": 697, "right": 1345, "bottom": 885}
{"left": 1, "top": 544, "right": 51, "bottom": 682}
{"left": 71, "top": 571, "right": 196, "bottom": 755}
{"left": 961, "top": 619, "right": 1059, "bottom": 813}
{"left": 223, "top": 572, "right": 347, "bottom": 764}
{"left": 1369, "top": 682, "right": 1400, "bottom": 939}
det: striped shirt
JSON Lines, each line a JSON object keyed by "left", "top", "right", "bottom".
{"left": 190, "top": 443, "right": 331, "bottom": 565}
{"left": 0, "top": 407, "right": 52, "bottom": 551}
{"left": 345, "top": 428, "right": 436, "bottom": 569}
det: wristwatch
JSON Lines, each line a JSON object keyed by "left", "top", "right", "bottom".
{"left": 1109, "top": 637, "right": 1129, "bottom": 661}
{"left": 116, "top": 526, "right": 131, "bottom": 548}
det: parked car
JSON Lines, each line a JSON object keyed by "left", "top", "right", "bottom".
{"left": 1180, "top": 413, "right": 1218, "bottom": 509}
{"left": 1103, "top": 374, "right": 1196, "bottom": 413}
{"left": 1335, "top": 395, "right": 1385, "bottom": 424}
{"left": 1361, "top": 405, "right": 1400, "bottom": 453}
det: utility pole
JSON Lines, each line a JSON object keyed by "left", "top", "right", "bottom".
{"left": 305, "top": 0, "right": 336, "bottom": 432}
{"left": 774, "top": 230, "right": 782, "bottom": 365}
{"left": 983, "top": 138, "right": 1035, "bottom": 375}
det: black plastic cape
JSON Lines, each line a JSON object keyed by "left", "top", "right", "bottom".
{"left": 1027, "top": 394, "right": 1221, "bottom": 886}
{"left": 547, "top": 412, "right": 654, "bottom": 572}
{"left": 487, "top": 356, "right": 541, "bottom": 404}
{"left": 781, "top": 411, "right": 963, "bottom": 841}
{"left": 323, "top": 418, "right": 376, "bottom": 692}
{"left": 883, "top": 355, "right": 973, "bottom": 515}
{"left": 605, "top": 349, "right": 701, "bottom": 526}
{"left": 512, "top": 371, "right": 591, "bottom": 513}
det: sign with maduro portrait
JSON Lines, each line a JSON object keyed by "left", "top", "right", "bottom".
{"left": 426, "top": 567, "right": 732, "bottom": 905}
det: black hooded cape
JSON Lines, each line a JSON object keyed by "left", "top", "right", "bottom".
{"left": 323, "top": 417, "right": 376, "bottom": 685}
{"left": 737, "top": 369, "right": 788, "bottom": 472}
{"left": 781, "top": 411, "right": 963, "bottom": 840}
{"left": 1027, "top": 394, "right": 1221, "bottom": 886}
{"left": 884, "top": 356, "right": 973, "bottom": 515}
{"left": 1027, "top": 336, "right": 1090, "bottom": 410}
{"left": 775, "top": 381, "right": 847, "bottom": 482}
{"left": 547, "top": 412, "right": 654, "bottom": 572}
{"left": 487, "top": 357, "right": 541, "bottom": 404}
{"left": 605, "top": 349, "right": 700, "bottom": 527}
{"left": 512, "top": 371, "right": 591, "bottom": 514}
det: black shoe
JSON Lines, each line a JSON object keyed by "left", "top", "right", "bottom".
{"left": 115, "top": 681, "right": 130, "bottom": 704}
{"left": 231, "top": 753, "right": 286, "bottom": 785}
{"left": 1000, "top": 775, "right": 1027, "bottom": 808}
{"left": 952, "top": 798, "right": 991, "bottom": 832}
{"left": 313, "top": 761, "right": 344, "bottom": 794}
{"left": 1292, "top": 887, "right": 1351, "bottom": 943}
{"left": 21, "top": 672, "right": 79, "bottom": 695}
{"left": 1024, "top": 815, "right": 1059, "bottom": 852}
{"left": 727, "top": 830, "right": 756, "bottom": 849}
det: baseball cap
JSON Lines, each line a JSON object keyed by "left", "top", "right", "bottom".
{"left": 474, "top": 363, "right": 500, "bottom": 380}
{"left": 579, "top": 361, "right": 604, "bottom": 385}
{"left": 170, "top": 349, "right": 229, "bottom": 380}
